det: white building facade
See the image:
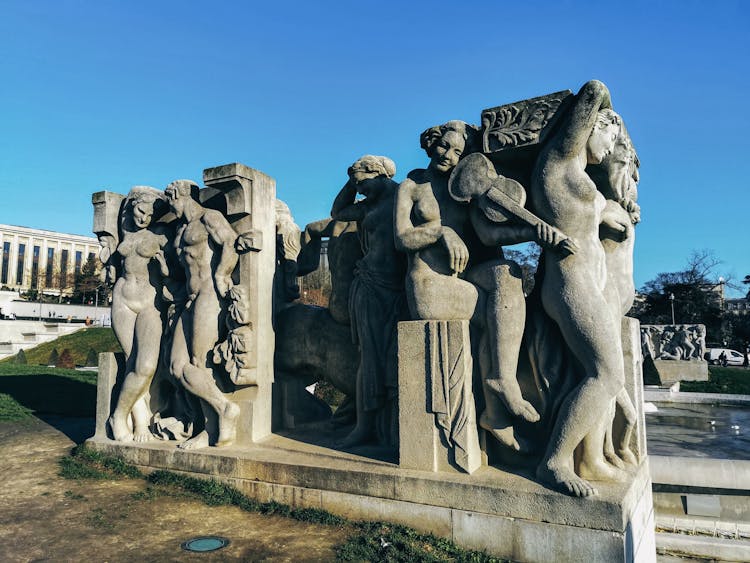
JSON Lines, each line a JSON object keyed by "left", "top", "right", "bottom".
{"left": 0, "top": 224, "right": 101, "bottom": 294}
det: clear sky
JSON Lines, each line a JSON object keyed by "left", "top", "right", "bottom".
{"left": 1, "top": 1, "right": 748, "bottom": 294}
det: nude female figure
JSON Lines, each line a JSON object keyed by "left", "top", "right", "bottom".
{"left": 530, "top": 80, "right": 626, "bottom": 497}
{"left": 165, "top": 180, "right": 241, "bottom": 449}
{"left": 395, "top": 121, "right": 546, "bottom": 451}
{"left": 331, "top": 155, "right": 406, "bottom": 447}
{"left": 108, "top": 186, "right": 170, "bottom": 442}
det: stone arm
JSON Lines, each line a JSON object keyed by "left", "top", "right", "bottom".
{"left": 469, "top": 205, "right": 537, "bottom": 247}
{"left": 394, "top": 178, "right": 443, "bottom": 252}
{"left": 297, "top": 219, "right": 332, "bottom": 276}
{"left": 555, "top": 80, "right": 612, "bottom": 159}
{"left": 203, "top": 210, "right": 239, "bottom": 297}
{"left": 600, "top": 200, "right": 632, "bottom": 242}
{"left": 330, "top": 181, "right": 365, "bottom": 223}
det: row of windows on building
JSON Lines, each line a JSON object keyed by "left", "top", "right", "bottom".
{"left": 1, "top": 241, "right": 95, "bottom": 289}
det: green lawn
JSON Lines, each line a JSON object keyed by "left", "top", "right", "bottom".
{"left": 0, "top": 364, "right": 97, "bottom": 421}
{"left": 680, "top": 366, "right": 750, "bottom": 395}
{"left": 0, "top": 327, "right": 121, "bottom": 367}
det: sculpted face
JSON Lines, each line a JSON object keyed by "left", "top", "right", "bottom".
{"left": 350, "top": 168, "right": 381, "bottom": 197}
{"left": 431, "top": 130, "right": 465, "bottom": 173}
{"left": 132, "top": 199, "right": 155, "bottom": 229}
{"left": 165, "top": 186, "right": 188, "bottom": 219}
{"left": 586, "top": 121, "right": 619, "bottom": 165}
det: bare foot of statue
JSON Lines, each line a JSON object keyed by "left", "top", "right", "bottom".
{"left": 133, "top": 427, "right": 155, "bottom": 443}
{"left": 215, "top": 402, "right": 241, "bottom": 447}
{"left": 179, "top": 430, "right": 210, "bottom": 450}
{"left": 479, "top": 411, "right": 531, "bottom": 452}
{"left": 485, "top": 379, "right": 540, "bottom": 423}
{"left": 337, "top": 426, "right": 374, "bottom": 449}
{"left": 537, "top": 459, "right": 598, "bottom": 497}
{"left": 578, "top": 456, "right": 628, "bottom": 483}
{"left": 108, "top": 415, "right": 133, "bottom": 442}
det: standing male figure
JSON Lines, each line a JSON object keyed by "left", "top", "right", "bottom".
{"left": 165, "top": 179, "right": 240, "bottom": 449}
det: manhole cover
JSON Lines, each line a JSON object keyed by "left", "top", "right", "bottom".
{"left": 181, "top": 536, "right": 230, "bottom": 552}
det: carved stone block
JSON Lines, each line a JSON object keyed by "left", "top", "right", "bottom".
{"left": 481, "top": 90, "right": 572, "bottom": 155}
{"left": 203, "top": 163, "right": 277, "bottom": 444}
{"left": 398, "top": 320, "right": 481, "bottom": 474}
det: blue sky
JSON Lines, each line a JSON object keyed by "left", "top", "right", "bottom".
{"left": 1, "top": 1, "right": 748, "bottom": 294}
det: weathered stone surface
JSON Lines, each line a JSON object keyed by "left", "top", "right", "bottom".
{"left": 651, "top": 359, "right": 709, "bottom": 385}
{"left": 398, "top": 320, "right": 481, "bottom": 474}
{"left": 86, "top": 436, "right": 655, "bottom": 561}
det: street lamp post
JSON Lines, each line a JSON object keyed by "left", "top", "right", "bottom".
{"left": 669, "top": 292, "right": 675, "bottom": 325}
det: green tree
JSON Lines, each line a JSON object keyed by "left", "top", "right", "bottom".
{"left": 14, "top": 349, "right": 27, "bottom": 364}
{"left": 72, "top": 256, "right": 101, "bottom": 305}
{"left": 48, "top": 348, "right": 59, "bottom": 366}
{"left": 634, "top": 250, "right": 725, "bottom": 337}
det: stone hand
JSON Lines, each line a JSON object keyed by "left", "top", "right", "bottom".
{"left": 441, "top": 228, "right": 469, "bottom": 274}
{"left": 536, "top": 223, "right": 578, "bottom": 255}
{"left": 601, "top": 214, "right": 630, "bottom": 241}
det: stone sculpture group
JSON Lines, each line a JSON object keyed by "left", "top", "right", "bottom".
{"left": 641, "top": 324, "right": 707, "bottom": 362}
{"left": 95, "top": 80, "right": 644, "bottom": 499}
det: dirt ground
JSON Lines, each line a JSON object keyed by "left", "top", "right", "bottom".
{"left": 0, "top": 416, "right": 349, "bottom": 562}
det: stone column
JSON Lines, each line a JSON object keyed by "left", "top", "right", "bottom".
{"left": 202, "top": 163, "right": 276, "bottom": 444}
{"left": 398, "top": 320, "right": 481, "bottom": 474}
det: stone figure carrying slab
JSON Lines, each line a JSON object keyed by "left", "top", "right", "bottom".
{"left": 107, "top": 186, "right": 171, "bottom": 442}
{"left": 529, "top": 79, "right": 628, "bottom": 497}
{"left": 332, "top": 155, "right": 406, "bottom": 447}
{"left": 165, "top": 179, "right": 241, "bottom": 449}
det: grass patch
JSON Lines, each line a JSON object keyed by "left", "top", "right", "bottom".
{"left": 0, "top": 392, "right": 34, "bottom": 421}
{"left": 61, "top": 448, "right": 501, "bottom": 561}
{"left": 0, "top": 327, "right": 121, "bottom": 367}
{"left": 0, "top": 364, "right": 97, "bottom": 419}
{"left": 59, "top": 445, "right": 142, "bottom": 480}
{"left": 336, "top": 521, "right": 500, "bottom": 562}
{"left": 681, "top": 366, "right": 750, "bottom": 395}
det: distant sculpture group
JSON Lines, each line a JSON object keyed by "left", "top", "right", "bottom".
{"left": 97, "top": 80, "right": 644, "bottom": 498}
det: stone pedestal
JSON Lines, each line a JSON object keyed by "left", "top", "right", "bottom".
{"left": 86, "top": 433, "right": 655, "bottom": 562}
{"left": 93, "top": 352, "right": 124, "bottom": 441}
{"left": 652, "top": 359, "right": 709, "bottom": 385}
{"left": 398, "top": 320, "right": 481, "bottom": 474}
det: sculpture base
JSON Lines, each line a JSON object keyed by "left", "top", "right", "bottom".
{"left": 85, "top": 431, "right": 655, "bottom": 562}
{"left": 652, "top": 359, "right": 709, "bottom": 385}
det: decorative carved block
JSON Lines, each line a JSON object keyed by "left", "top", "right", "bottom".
{"left": 481, "top": 90, "right": 572, "bottom": 154}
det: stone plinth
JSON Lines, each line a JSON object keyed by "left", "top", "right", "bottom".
{"left": 398, "top": 320, "right": 481, "bottom": 474}
{"left": 86, "top": 432, "right": 655, "bottom": 562}
{"left": 652, "top": 359, "right": 709, "bottom": 385}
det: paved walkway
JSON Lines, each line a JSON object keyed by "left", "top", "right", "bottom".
{"left": 0, "top": 417, "right": 347, "bottom": 562}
